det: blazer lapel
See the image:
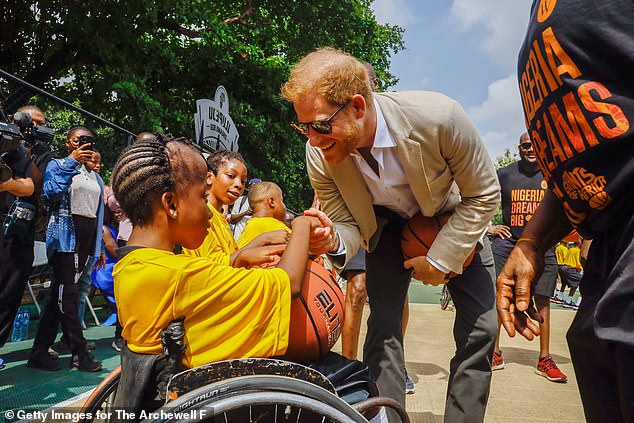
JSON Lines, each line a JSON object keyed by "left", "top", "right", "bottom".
{"left": 330, "top": 157, "right": 377, "bottom": 250}
{"left": 397, "top": 139, "right": 436, "bottom": 216}
{"left": 377, "top": 94, "right": 436, "bottom": 216}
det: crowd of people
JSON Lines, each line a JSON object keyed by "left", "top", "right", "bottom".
{"left": 0, "top": 0, "right": 632, "bottom": 422}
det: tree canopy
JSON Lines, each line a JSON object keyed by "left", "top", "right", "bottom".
{"left": 1, "top": 0, "right": 404, "bottom": 209}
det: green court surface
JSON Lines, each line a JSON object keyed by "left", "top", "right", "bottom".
{"left": 0, "top": 281, "right": 578, "bottom": 420}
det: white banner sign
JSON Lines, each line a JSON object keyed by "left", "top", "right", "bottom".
{"left": 194, "top": 86, "right": 239, "bottom": 152}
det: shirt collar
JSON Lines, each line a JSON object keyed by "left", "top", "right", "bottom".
{"left": 372, "top": 97, "right": 396, "bottom": 149}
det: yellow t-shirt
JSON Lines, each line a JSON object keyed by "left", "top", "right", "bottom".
{"left": 555, "top": 244, "right": 568, "bottom": 264}
{"left": 182, "top": 204, "right": 237, "bottom": 265}
{"left": 113, "top": 248, "right": 291, "bottom": 368}
{"left": 237, "top": 217, "right": 292, "bottom": 249}
{"left": 563, "top": 247, "right": 582, "bottom": 271}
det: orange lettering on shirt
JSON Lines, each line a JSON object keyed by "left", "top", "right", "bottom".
{"left": 548, "top": 93, "right": 597, "bottom": 156}
{"left": 527, "top": 49, "right": 545, "bottom": 116}
{"left": 542, "top": 111, "right": 570, "bottom": 166}
{"left": 577, "top": 81, "right": 630, "bottom": 139}
{"left": 542, "top": 27, "right": 582, "bottom": 84}
{"left": 531, "top": 128, "right": 552, "bottom": 179}
{"left": 520, "top": 71, "right": 534, "bottom": 123}
{"left": 532, "top": 39, "right": 560, "bottom": 92}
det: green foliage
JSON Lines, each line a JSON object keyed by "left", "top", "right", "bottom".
{"left": 495, "top": 148, "right": 519, "bottom": 170}
{"left": 2, "top": 0, "right": 404, "bottom": 209}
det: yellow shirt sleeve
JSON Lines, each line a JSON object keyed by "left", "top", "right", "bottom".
{"left": 183, "top": 205, "right": 237, "bottom": 265}
{"left": 237, "top": 217, "right": 292, "bottom": 249}
{"left": 114, "top": 248, "right": 292, "bottom": 369}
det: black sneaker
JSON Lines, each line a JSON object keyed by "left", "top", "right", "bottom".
{"left": 72, "top": 351, "right": 102, "bottom": 372}
{"left": 27, "top": 350, "right": 62, "bottom": 371}
{"left": 52, "top": 340, "right": 96, "bottom": 353}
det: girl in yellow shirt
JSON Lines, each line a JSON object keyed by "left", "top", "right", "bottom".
{"left": 183, "top": 150, "right": 289, "bottom": 267}
{"left": 110, "top": 135, "right": 320, "bottom": 367}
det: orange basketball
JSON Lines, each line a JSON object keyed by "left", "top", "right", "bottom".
{"left": 401, "top": 211, "right": 476, "bottom": 278}
{"left": 282, "top": 259, "right": 344, "bottom": 364}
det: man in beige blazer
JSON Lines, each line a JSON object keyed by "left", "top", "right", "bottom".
{"left": 282, "top": 47, "right": 500, "bottom": 422}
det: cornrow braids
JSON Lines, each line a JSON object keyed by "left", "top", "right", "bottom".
{"left": 111, "top": 133, "right": 201, "bottom": 227}
{"left": 206, "top": 149, "right": 246, "bottom": 175}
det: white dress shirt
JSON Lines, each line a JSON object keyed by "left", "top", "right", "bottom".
{"left": 334, "top": 98, "right": 450, "bottom": 274}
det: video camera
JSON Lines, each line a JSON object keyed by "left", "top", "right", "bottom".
{"left": 12, "top": 111, "right": 54, "bottom": 147}
{"left": 0, "top": 120, "right": 22, "bottom": 184}
{"left": 0, "top": 94, "right": 54, "bottom": 183}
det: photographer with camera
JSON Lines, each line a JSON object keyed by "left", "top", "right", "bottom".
{"left": 0, "top": 120, "right": 35, "bottom": 370}
{"left": 15, "top": 106, "right": 56, "bottom": 200}
{"left": 27, "top": 125, "right": 105, "bottom": 372}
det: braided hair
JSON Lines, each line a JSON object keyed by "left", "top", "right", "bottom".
{"left": 206, "top": 149, "right": 246, "bottom": 175}
{"left": 111, "top": 133, "right": 203, "bottom": 226}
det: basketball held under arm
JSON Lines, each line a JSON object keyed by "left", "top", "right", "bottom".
{"left": 426, "top": 100, "right": 500, "bottom": 273}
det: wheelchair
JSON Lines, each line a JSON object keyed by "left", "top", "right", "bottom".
{"left": 80, "top": 321, "right": 409, "bottom": 423}
{"left": 81, "top": 358, "right": 410, "bottom": 422}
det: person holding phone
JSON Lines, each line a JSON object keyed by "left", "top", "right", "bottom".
{"left": 28, "top": 126, "right": 105, "bottom": 372}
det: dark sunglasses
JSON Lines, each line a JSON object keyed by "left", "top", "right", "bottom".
{"left": 519, "top": 142, "right": 533, "bottom": 149}
{"left": 291, "top": 100, "right": 350, "bottom": 137}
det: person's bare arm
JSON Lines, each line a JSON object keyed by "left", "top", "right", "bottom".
{"left": 277, "top": 216, "right": 322, "bottom": 297}
{"left": 228, "top": 208, "right": 252, "bottom": 224}
{"left": 579, "top": 238, "right": 592, "bottom": 267}
{"left": 0, "top": 177, "right": 34, "bottom": 196}
{"left": 232, "top": 244, "right": 286, "bottom": 268}
{"left": 103, "top": 227, "right": 118, "bottom": 258}
{"left": 497, "top": 190, "right": 573, "bottom": 339}
{"left": 244, "top": 229, "right": 290, "bottom": 248}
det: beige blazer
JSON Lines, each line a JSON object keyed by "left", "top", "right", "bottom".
{"left": 307, "top": 91, "right": 500, "bottom": 274}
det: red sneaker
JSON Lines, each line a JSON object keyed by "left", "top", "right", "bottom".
{"left": 492, "top": 350, "right": 505, "bottom": 371}
{"left": 535, "top": 355, "right": 567, "bottom": 382}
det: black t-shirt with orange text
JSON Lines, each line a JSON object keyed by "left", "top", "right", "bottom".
{"left": 517, "top": 0, "right": 634, "bottom": 238}
{"left": 491, "top": 162, "right": 556, "bottom": 263}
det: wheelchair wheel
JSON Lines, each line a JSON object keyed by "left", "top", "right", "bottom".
{"left": 79, "top": 365, "right": 121, "bottom": 423}
{"left": 440, "top": 285, "right": 451, "bottom": 310}
{"left": 151, "top": 375, "right": 368, "bottom": 423}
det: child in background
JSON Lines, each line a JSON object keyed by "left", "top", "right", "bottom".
{"left": 90, "top": 204, "right": 123, "bottom": 351}
{"left": 86, "top": 151, "right": 101, "bottom": 173}
{"left": 111, "top": 135, "right": 321, "bottom": 368}
{"left": 237, "top": 181, "right": 291, "bottom": 249}
{"left": 182, "top": 150, "right": 289, "bottom": 268}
